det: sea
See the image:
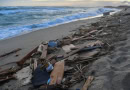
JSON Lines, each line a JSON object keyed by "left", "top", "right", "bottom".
{"left": 0, "top": 6, "right": 119, "bottom": 40}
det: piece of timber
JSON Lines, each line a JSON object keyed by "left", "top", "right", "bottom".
{"left": 17, "top": 46, "right": 38, "bottom": 66}
{"left": 82, "top": 76, "right": 94, "bottom": 90}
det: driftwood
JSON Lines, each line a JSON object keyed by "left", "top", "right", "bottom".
{"left": 62, "top": 39, "right": 72, "bottom": 45}
{"left": 64, "top": 46, "right": 85, "bottom": 58}
{"left": 40, "top": 44, "right": 48, "bottom": 60}
{"left": 49, "top": 60, "right": 65, "bottom": 85}
{"left": 0, "top": 68, "right": 12, "bottom": 76}
{"left": 79, "top": 49, "right": 100, "bottom": 60}
{"left": 46, "top": 54, "right": 56, "bottom": 62}
{"left": 17, "top": 47, "right": 38, "bottom": 66}
{"left": 82, "top": 76, "right": 94, "bottom": 90}
{"left": 37, "top": 44, "right": 44, "bottom": 53}
{"left": 64, "top": 41, "right": 103, "bottom": 59}
{"left": 0, "top": 48, "right": 21, "bottom": 58}
{"left": 72, "top": 30, "right": 98, "bottom": 42}
{"left": 0, "top": 75, "right": 15, "bottom": 83}
{"left": 0, "top": 66, "right": 20, "bottom": 77}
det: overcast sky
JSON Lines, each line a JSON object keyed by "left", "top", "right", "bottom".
{"left": 0, "top": 0, "right": 130, "bottom": 7}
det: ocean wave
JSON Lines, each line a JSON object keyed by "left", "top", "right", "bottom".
{"left": 0, "top": 7, "right": 70, "bottom": 15}
{"left": 0, "top": 7, "right": 119, "bottom": 40}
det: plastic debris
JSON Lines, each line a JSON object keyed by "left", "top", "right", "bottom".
{"left": 48, "top": 40, "right": 58, "bottom": 47}
{"left": 14, "top": 66, "right": 32, "bottom": 86}
{"left": 46, "top": 63, "right": 53, "bottom": 72}
{"left": 32, "top": 65, "right": 50, "bottom": 87}
{"left": 49, "top": 60, "right": 65, "bottom": 85}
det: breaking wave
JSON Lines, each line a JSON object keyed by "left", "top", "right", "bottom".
{"left": 0, "top": 6, "right": 119, "bottom": 40}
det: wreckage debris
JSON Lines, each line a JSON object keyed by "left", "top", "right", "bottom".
{"left": 14, "top": 66, "right": 32, "bottom": 86}
{"left": 40, "top": 43, "right": 48, "bottom": 60}
{"left": 0, "top": 23, "right": 111, "bottom": 90}
{"left": 62, "top": 44, "right": 76, "bottom": 53}
{"left": 0, "top": 75, "right": 15, "bottom": 84}
{"left": 82, "top": 76, "right": 94, "bottom": 90}
{"left": 17, "top": 46, "right": 38, "bottom": 66}
{"left": 32, "top": 64, "right": 50, "bottom": 87}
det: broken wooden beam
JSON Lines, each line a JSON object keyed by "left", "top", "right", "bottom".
{"left": 0, "top": 48, "right": 22, "bottom": 58}
{"left": 0, "top": 66, "right": 20, "bottom": 76}
{"left": 0, "top": 75, "right": 15, "bottom": 83}
{"left": 82, "top": 76, "right": 94, "bottom": 90}
{"left": 72, "top": 30, "right": 98, "bottom": 42}
{"left": 79, "top": 49, "right": 100, "bottom": 60}
{"left": 64, "top": 46, "right": 85, "bottom": 58}
{"left": 17, "top": 46, "right": 38, "bottom": 66}
{"left": 64, "top": 41, "right": 103, "bottom": 59}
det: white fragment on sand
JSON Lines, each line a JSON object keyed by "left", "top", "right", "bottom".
{"left": 62, "top": 44, "right": 76, "bottom": 53}
{"left": 14, "top": 66, "right": 32, "bottom": 86}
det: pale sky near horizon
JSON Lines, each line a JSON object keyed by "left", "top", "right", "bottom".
{"left": 0, "top": 0, "right": 130, "bottom": 7}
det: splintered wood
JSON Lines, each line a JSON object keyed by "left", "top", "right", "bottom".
{"left": 82, "top": 76, "right": 94, "bottom": 90}
{"left": 17, "top": 47, "right": 38, "bottom": 66}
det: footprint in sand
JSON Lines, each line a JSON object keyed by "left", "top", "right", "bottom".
{"left": 122, "top": 73, "right": 130, "bottom": 90}
{"left": 118, "top": 46, "right": 129, "bottom": 52}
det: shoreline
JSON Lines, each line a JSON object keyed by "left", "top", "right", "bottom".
{"left": 0, "top": 16, "right": 101, "bottom": 66}
{"left": 0, "top": 15, "right": 103, "bottom": 41}
{"left": 0, "top": 14, "right": 104, "bottom": 41}
{"left": 0, "top": 7, "right": 130, "bottom": 90}
{"left": 0, "top": 7, "right": 119, "bottom": 41}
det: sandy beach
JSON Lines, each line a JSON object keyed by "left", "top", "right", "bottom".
{"left": 1, "top": 7, "right": 130, "bottom": 90}
{"left": 0, "top": 14, "right": 101, "bottom": 89}
{"left": 0, "top": 17, "right": 100, "bottom": 67}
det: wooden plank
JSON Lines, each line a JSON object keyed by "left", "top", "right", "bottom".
{"left": 49, "top": 60, "right": 65, "bottom": 85}
{"left": 82, "top": 76, "right": 94, "bottom": 90}
{"left": 0, "top": 67, "right": 20, "bottom": 76}
{"left": 0, "top": 75, "right": 15, "bottom": 83}
{"left": 79, "top": 49, "right": 99, "bottom": 60}
{"left": 64, "top": 41, "right": 102, "bottom": 59}
{"left": 17, "top": 46, "right": 38, "bottom": 66}
{"left": 64, "top": 46, "right": 85, "bottom": 58}
{"left": 72, "top": 30, "right": 98, "bottom": 42}
{"left": 0, "top": 48, "right": 22, "bottom": 58}
{"left": 40, "top": 44, "right": 48, "bottom": 60}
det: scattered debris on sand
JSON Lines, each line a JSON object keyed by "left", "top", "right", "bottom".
{"left": 1, "top": 7, "right": 129, "bottom": 90}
